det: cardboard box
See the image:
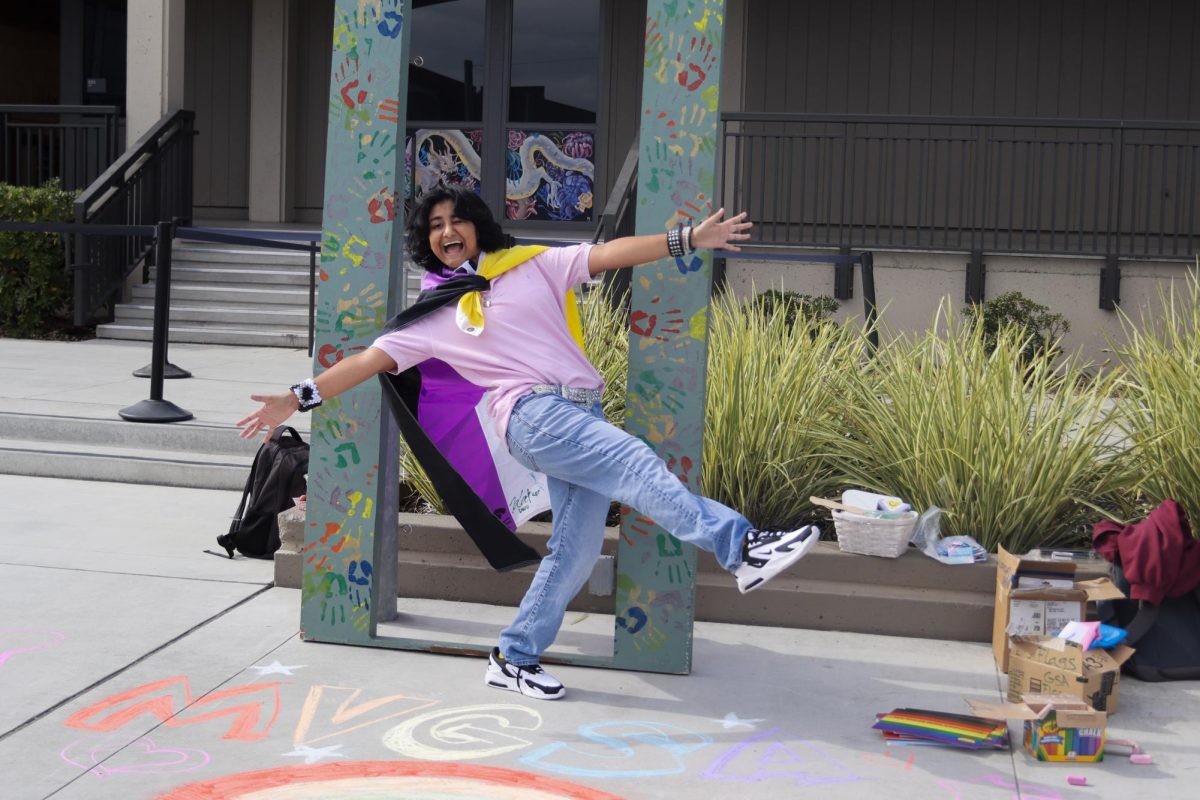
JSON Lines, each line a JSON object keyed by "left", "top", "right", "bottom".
{"left": 966, "top": 694, "right": 1107, "bottom": 763}
{"left": 991, "top": 547, "right": 1124, "bottom": 671}
{"left": 1006, "top": 637, "right": 1135, "bottom": 713}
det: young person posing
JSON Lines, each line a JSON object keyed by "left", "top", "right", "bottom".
{"left": 238, "top": 186, "right": 820, "bottom": 700}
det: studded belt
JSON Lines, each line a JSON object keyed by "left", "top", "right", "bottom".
{"left": 529, "top": 383, "right": 604, "bottom": 404}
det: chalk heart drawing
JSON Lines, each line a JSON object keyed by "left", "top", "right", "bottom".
{"left": 0, "top": 628, "right": 65, "bottom": 667}
{"left": 381, "top": 704, "right": 543, "bottom": 761}
{"left": 60, "top": 734, "right": 210, "bottom": 778}
{"left": 520, "top": 720, "right": 711, "bottom": 779}
{"left": 153, "top": 760, "right": 625, "bottom": 800}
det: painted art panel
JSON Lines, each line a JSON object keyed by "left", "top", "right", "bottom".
{"left": 302, "top": 0, "right": 411, "bottom": 644}
{"left": 505, "top": 129, "right": 596, "bottom": 222}
{"left": 616, "top": 0, "right": 726, "bottom": 673}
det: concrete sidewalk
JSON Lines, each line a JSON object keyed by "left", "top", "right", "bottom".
{"left": 1, "top": 338, "right": 1198, "bottom": 799}
{"left": 0, "top": 337, "right": 311, "bottom": 429}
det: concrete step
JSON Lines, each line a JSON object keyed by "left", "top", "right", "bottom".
{"left": 173, "top": 245, "right": 315, "bottom": 267}
{"left": 0, "top": 437, "right": 250, "bottom": 490}
{"left": 275, "top": 513, "right": 1048, "bottom": 641}
{"left": 0, "top": 412, "right": 261, "bottom": 457}
{"left": 114, "top": 303, "right": 311, "bottom": 326}
{"left": 96, "top": 322, "right": 310, "bottom": 347}
{"left": 151, "top": 266, "right": 314, "bottom": 287}
{"left": 131, "top": 283, "right": 310, "bottom": 306}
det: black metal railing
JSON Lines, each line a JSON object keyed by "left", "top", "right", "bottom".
{"left": 592, "top": 136, "right": 639, "bottom": 305}
{"left": 0, "top": 105, "right": 121, "bottom": 191}
{"left": 719, "top": 113, "right": 1200, "bottom": 262}
{"left": 70, "top": 109, "right": 195, "bottom": 326}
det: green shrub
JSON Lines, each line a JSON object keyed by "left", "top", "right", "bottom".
{"left": 0, "top": 180, "right": 77, "bottom": 337}
{"left": 1113, "top": 268, "right": 1200, "bottom": 535}
{"left": 963, "top": 291, "right": 1069, "bottom": 363}
{"left": 833, "top": 308, "right": 1127, "bottom": 552}
{"left": 752, "top": 289, "right": 840, "bottom": 332}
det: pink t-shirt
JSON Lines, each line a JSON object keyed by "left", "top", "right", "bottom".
{"left": 370, "top": 243, "right": 603, "bottom": 439}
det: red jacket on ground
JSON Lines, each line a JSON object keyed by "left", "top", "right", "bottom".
{"left": 1094, "top": 499, "right": 1200, "bottom": 605}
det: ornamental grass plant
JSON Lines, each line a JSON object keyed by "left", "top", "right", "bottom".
{"left": 700, "top": 289, "right": 868, "bottom": 529}
{"left": 578, "top": 282, "right": 629, "bottom": 424}
{"left": 832, "top": 308, "right": 1128, "bottom": 552}
{"left": 1113, "top": 268, "right": 1200, "bottom": 535}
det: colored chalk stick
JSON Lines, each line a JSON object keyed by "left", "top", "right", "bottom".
{"left": 1067, "top": 775, "right": 1088, "bottom": 786}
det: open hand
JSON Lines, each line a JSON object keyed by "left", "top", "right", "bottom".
{"left": 237, "top": 393, "right": 298, "bottom": 440}
{"left": 689, "top": 208, "right": 753, "bottom": 252}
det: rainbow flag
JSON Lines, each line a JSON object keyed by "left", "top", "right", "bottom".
{"left": 873, "top": 709, "right": 1010, "bottom": 750}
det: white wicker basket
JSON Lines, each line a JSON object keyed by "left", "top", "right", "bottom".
{"left": 832, "top": 509, "right": 918, "bottom": 558}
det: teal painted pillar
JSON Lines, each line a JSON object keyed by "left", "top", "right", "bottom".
{"left": 616, "top": 0, "right": 726, "bottom": 673}
{"left": 301, "top": 0, "right": 410, "bottom": 644}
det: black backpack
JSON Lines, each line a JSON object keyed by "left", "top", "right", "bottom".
{"left": 1099, "top": 562, "right": 1200, "bottom": 682}
{"left": 217, "top": 426, "right": 308, "bottom": 559}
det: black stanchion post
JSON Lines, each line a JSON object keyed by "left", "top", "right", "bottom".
{"left": 860, "top": 251, "right": 880, "bottom": 352}
{"left": 120, "top": 221, "right": 193, "bottom": 422}
{"left": 308, "top": 238, "right": 317, "bottom": 357}
{"left": 134, "top": 219, "right": 191, "bottom": 379}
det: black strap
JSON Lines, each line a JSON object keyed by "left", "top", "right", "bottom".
{"left": 379, "top": 370, "right": 540, "bottom": 572}
{"left": 382, "top": 274, "right": 490, "bottom": 334}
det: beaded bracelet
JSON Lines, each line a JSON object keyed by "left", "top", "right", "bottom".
{"left": 290, "top": 378, "right": 323, "bottom": 412}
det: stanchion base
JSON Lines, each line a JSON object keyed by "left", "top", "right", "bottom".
{"left": 133, "top": 362, "right": 192, "bottom": 379}
{"left": 118, "top": 399, "right": 194, "bottom": 423}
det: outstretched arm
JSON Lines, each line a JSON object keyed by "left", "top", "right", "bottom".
{"left": 236, "top": 346, "right": 397, "bottom": 439}
{"left": 587, "top": 208, "right": 753, "bottom": 276}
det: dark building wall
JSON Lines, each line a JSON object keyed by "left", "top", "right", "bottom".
{"left": 743, "top": 0, "right": 1200, "bottom": 121}
{"left": 0, "top": 7, "right": 60, "bottom": 104}
{"left": 184, "top": 0, "right": 252, "bottom": 214}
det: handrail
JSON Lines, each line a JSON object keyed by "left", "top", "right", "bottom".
{"left": 592, "top": 135, "right": 640, "bottom": 245}
{"left": 0, "top": 104, "right": 121, "bottom": 191}
{"left": 717, "top": 111, "right": 1200, "bottom": 307}
{"left": 722, "top": 111, "right": 1200, "bottom": 131}
{"left": 0, "top": 104, "right": 119, "bottom": 115}
{"left": 70, "top": 109, "right": 195, "bottom": 326}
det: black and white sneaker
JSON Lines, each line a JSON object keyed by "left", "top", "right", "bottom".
{"left": 734, "top": 525, "right": 820, "bottom": 593}
{"left": 485, "top": 648, "right": 566, "bottom": 700}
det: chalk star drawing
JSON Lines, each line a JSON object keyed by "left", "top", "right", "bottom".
{"left": 714, "top": 712, "right": 764, "bottom": 730}
{"left": 282, "top": 744, "right": 345, "bottom": 764}
{"left": 251, "top": 660, "right": 306, "bottom": 676}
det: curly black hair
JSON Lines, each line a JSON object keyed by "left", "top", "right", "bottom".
{"left": 406, "top": 185, "right": 508, "bottom": 271}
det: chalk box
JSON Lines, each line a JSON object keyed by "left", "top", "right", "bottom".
{"left": 966, "top": 694, "right": 1108, "bottom": 763}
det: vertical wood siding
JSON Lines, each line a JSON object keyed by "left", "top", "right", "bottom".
{"left": 294, "top": 0, "right": 335, "bottom": 214}
{"left": 184, "top": 0, "right": 252, "bottom": 212}
{"left": 744, "top": 0, "right": 1200, "bottom": 121}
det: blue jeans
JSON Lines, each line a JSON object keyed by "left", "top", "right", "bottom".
{"left": 499, "top": 391, "right": 752, "bottom": 665}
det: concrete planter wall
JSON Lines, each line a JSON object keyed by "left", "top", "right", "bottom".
{"left": 276, "top": 512, "right": 1111, "bottom": 643}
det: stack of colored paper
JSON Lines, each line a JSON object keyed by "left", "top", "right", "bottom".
{"left": 872, "top": 708, "right": 1010, "bottom": 750}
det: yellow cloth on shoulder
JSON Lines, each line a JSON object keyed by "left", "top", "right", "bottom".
{"left": 455, "top": 245, "right": 587, "bottom": 350}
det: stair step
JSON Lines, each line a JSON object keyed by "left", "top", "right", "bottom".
{"left": 132, "top": 284, "right": 310, "bottom": 305}
{"left": 172, "top": 245, "right": 316, "bottom": 267}
{"left": 96, "top": 323, "right": 311, "bottom": 347}
{"left": 152, "top": 266, "right": 315, "bottom": 286}
{"left": 114, "top": 303, "right": 310, "bottom": 326}
{"left": 0, "top": 438, "right": 250, "bottom": 490}
{"left": 0, "top": 412, "right": 265, "bottom": 457}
